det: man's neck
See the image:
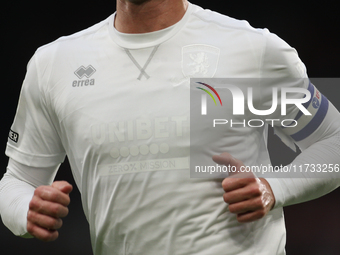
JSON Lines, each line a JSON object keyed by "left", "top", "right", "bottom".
{"left": 115, "top": 0, "right": 188, "bottom": 33}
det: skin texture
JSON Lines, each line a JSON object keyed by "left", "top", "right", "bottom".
{"left": 27, "top": 181, "right": 72, "bottom": 241}
{"left": 212, "top": 153, "right": 275, "bottom": 222}
{"left": 115, "top": 0, "right": 189, "bottom": 33}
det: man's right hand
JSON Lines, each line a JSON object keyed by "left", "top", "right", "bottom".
{"left": 26, "top": 181, "right": 72, "bottom": 241}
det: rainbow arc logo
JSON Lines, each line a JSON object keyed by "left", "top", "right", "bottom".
{"left": 196, "top": 82, "right": 222, "bottom": 115}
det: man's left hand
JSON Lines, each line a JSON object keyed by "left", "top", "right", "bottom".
{"left": 212, "top": 152, "right": 275, "bottom": 223}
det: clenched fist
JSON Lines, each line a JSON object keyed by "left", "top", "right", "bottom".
{"left": 27, "top": 181, "right": 73, "bottom": 241}
{"left": 212, "top": 153, "right": 275, "bottom": 223}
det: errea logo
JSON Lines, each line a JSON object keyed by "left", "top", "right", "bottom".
{"left": 72, "top": 65, "right": 96, "bottom": 87}
{"left": 9, "top": 129, "right": 19, "bottom": 143}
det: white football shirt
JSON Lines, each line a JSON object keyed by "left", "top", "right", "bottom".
{"left": 6, "top": 3, "right": 317, "bottom": 255}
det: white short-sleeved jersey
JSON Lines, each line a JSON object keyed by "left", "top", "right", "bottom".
{"left": 6, "top": 3, "right": 316, "bottom": 255}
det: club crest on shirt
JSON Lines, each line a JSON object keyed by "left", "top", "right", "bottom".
{"left": 182, "top": 44, "right": 220, "bottom": 78}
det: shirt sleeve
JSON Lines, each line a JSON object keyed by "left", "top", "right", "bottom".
{"left": 0, "top": 158, "right": 59, "bottom": 236}
{"left": 5, "top": 53, "right": 66, "bottom": 167}
{"left": 258, "top": 31, "right": 340, "bottom": 207}
{"left": 268, "top": 104, "right": 340, "bottom": 208}
{"left": 259, "top": 31, "right": 309, "bottom": 134}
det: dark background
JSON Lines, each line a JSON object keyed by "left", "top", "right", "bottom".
{"left": 1, "top": 1, "right": 339, "bottom": 254}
